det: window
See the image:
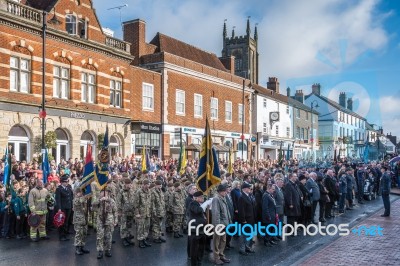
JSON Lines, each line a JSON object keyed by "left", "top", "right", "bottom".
{"left": 53, "top": 66, "right": 69, "bottom": 99}
{"left": 176, "top": 90, "right": 185, "bottom": 115}
{"left": 211, "top": 97, "right": 218, "bottom": 120}
{"left": 275, "top": 125, "right": 279, "bottom": 136}
{"left": 296, "top": 126, "right": 300, "bottom": 139}
{"left": 225, "top": 101, "right": 232, "bottom": 122}
{"left": 286, "top": 106, "right": 289, "bottom": 114}
{"left": 238, "top": 103, "right": 244, "bottom": 124}
{"left": 296, "top": 108, "right": 300, "bottom": 118}
{"left": 10, "top": 56, "right": 30, "bottom": 93}
{"left": 194, "top": 94, "right": 202, "bottom": 117}
{"left": 110, "top": 80, "right": 122, "bottom": 108}
{"left": 263, "top": 123, "right": 267, "bottom": 134}
{"left": 286, "top": 127, "right": 290, "bottom": 138}
{"left": 301, "top": 128, "right": 305, "bottom": 139}
{"left": 305, "top": 129, "right": 309, "bottom": 140}
{"left": 66, "top": 14, "right": 77, "bottom": 35}
{"left": 142, "top": 83, "right": 154, "bottom": 110}
{"left": 81, "top": 73, "right": 95, "bottom": 103}
{"left": 263, "top": 98, "right": 267, "bottom": 108}
{"left": 78, "top": 19, "right": 87, "bottom": 39}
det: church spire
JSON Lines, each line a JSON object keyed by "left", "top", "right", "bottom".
{"left": 246, "top": 16, "right": 251, "bottom": 36}
{"left": 223, "top": 19, "right": 227, "bottom": 39}
{"left": 254, "top": 23, "right": 258, "bottom": 41}
{"left": 232, "top": 26, "right": 235, "bottom": 38}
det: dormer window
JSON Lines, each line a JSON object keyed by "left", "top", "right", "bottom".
{"left": 66, "top": 14, "right": 87, "bottom": 39}
{"left": 66, "top": 14, "right": 77, "bottom": 35}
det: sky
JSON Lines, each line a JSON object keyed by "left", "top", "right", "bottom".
{"left": 94, "top": 0, "right": 400, "bottom": 141}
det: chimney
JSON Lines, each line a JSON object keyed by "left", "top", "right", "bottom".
{"left": 312, "top": 83, "right": 321, "bottom": 95}
{"left": 219, "top": 56, "right": 235, "bottom": 74}
{"left": 339, "top": 92, "right": 346, "bottom": 108}
{"left": 123, "top": 19, "right": 146, "bottom": 66}
{"left": 286, "top": 87, "right": 291, "bottom": 97}
{"left": 347, "top": 98, "right": 353, "bottom": 111}
{"left": 267, "top": 77, "right": 279, "bottom": 93}
{"left": 294, "top": 90, "right": 304, "bottom": 103}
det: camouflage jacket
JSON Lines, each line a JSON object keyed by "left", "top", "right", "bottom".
{"left": 151, "top": 188, "right": 165, "bottom": 218}
{"left": 118, "top": 188, "right": 135, "bottom": 214}
{"left": 93, "top": 197, "right": 117, "bottom": 226}
{"left": 170, "top": 189, "right": 185, "bottom": 215}
{"left": 134, "top": 188, "right": 151, "bottom": 218}
{"left": 73, "top": 196, "right": 87, "bottom": 225}
{"left": 164, "top": 190, "right": 173, "bottom": 212}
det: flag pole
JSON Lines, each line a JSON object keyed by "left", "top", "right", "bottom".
{"left": 206, "top": 117, "right": 210, "bottom": 224}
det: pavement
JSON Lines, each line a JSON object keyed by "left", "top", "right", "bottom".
{"left": 0, "top": 195, "right": 398, "bottom": 266}
{"left": 296, "top": 197, "right": 400, "bottom": 266}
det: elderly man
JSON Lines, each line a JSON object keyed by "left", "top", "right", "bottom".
{"left": 238, "top": 182, "right": 256, "bottom": 255}
{"left": 211, "top": 184, "right": 232, "bottom": 265}
{"left": 262, "top": 184, "right": 277, "bottom": 247}
{"left": 306, "top": 172, "right": 320, "bottom": 224}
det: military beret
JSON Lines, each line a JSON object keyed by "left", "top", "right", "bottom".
{"left": 155, "top": 180, "right": 162, "bottom": 186}
{"left": 124, "top": 178, "right": 132, "bottom": 184}
{"left": 122, "top": 173, "right": 129, "bottom": 178}
{"left": 142, "top": 179, "right": 150, "bottom": 185}
{"left": 226, "top": 173, "right": 232, "bottom": 177}
{"left": 193, "top": 191, "right": 203, "bottom": 198}
{"left": 173, "top": 182, "right": 181, "bottom": 188}
{"left": 149, "top": 183, "right": 155, "bottom": 189}
{"left": 167, "top": 183, "right": 174, "bottom": 187}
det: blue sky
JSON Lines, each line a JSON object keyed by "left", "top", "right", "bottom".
{"left": 94, "top": 0, "right": 400, "bottom": 140}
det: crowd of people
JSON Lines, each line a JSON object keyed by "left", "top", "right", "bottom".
{"left": 0, "top": 153, "right": 398, "bottom": 265}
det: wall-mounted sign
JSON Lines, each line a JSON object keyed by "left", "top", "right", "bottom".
{"left": 131, "top": 121, "right": 161, "bottom": 134}
{"left": 183, "top": 127, "right": 196, "bottom": 133}
{"left": 250, "top": 136, "right": 257, "bottom": 143}
{"left": 70, "top": 112, "right": 85, "bottom": 119}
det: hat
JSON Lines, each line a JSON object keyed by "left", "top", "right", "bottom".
{"left": 173, "top": 182, "right": 181, "bottom": 188}
{"left": 149, "top": 183, "right": 155, "bottom": 189}
{"left": 193, "top": 191, "right": 203, "bottom": 198}
{"left": 238, "top": 170, "right": 244, "bottom": 174}
{"left": 124, "top": 178, "right": 132, "bottom": 184}
{"left": 142, "top": 179, "right": 150, "bottom": 185}
{"left": 155, "top": 180, "right": 162, "bottom": 186}
{"left": 60, "top": 174, "right": 69, "bottom": 182}
{"left": 241, "top": 182, "right": 252, "bottom": 189}
{"left": 167, "top": 183, "right": 174, "bottom": 187}
{"left": 217, "top": 184, "right": 228, "bottom": 192}
{"left": 299, "top": 174, "right": 307, "bottom": 181}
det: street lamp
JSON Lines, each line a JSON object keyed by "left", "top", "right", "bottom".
{"left": 310, "top": 100, "right": 319, "bottom": 162}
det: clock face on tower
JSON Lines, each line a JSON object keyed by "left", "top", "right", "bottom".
{"left": 270, "top": 112, "right": 279, "bottom": 121}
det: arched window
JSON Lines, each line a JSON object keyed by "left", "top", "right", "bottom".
{"left": 80, "top": 131, "right": 95, "bottom": 159}
{"left": 109, "top": 135, "right": 121, "bottom": 157}
{"left": 52, "top": 128, "right": 69, "bottom": 164}
{"left": 8, "top": 125, "right": 30, "bottom": 162}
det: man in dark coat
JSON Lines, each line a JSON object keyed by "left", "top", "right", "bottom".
{"left": 356, "top": 165, "right": 365, "bottom": 204}
{"left": 262, "top": 184, "right": 277, "bottom": 247}
{"left": 380, "top": 166, "right": 391, "bottom": 217}
{"left": 305, "top": 172, "right": 320, "bottom": 224}
{"left": 55, "top": 174, "right": 73, "bottom": 241}
{"left": 225, "top": 184, "right": 235, "bottom": 249}
{"left": 284, "top": 173, "right": 302, "bottom": 226}
{"left": 324, "top": 169, "right": 338, "bottom": 218}
{"left": 274, "top": 178, "right": 285, "bottom": 223}
{"left": 188, "top": 191, "right": 206, "bottom": 266}
{"left": 237, "top": 182, "right": 256, "bottom": 255}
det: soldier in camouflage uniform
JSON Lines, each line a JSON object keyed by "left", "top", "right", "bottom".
{"left": 118, "top": 178, "right": 136, "bottom": 247}
{"left": 93, "top": 187, "right": 118, "bottom": 259}
{"left": 73, "top": 187, "right": 90, "bottom": 255}
{"left": 164, "top": 182, "right": 174, "bottom": 233}
{"left": 171, "top": 182, "right": 185, "bottom": 238}
{"left": 88, "top": 181, "right": 100, "bottom": 229}
{"left": 151, "top": 180, "right": 166, "bottom": 243}
{"left": 134, "top": 179, "right": 152, "bottom": 248}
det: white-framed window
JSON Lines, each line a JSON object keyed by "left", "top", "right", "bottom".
{"left": 296, "top": 126, "right": 300, "bottom": 139}
{"left": 301, "top": 128, "right": 305, "bottom": 139}
{"left": 66, "top": 14, "right": 77, "bottom": 35}
{"left": 286, "top": 106, "right": 289, "bottom": 114}
{"left": 238, "top": 103, "right": 244, "bottom": 124}
{"left": 211, "top": 97, "right": 218, "bottom": 120}
{"left": 81, "top": 73, "right": 96, "bottom": 103}
{"left": 10, "top": 56, "right": 30, "bottom": 93}
{"left": 53, "top": 66, "right": 69, "bottom": 99}
{"left": 275, "top": 125, "right": 279, "bottom": 136}
{"left": 110, "top": 80, "right": 122, "bottom": 108}
{"left": 286, "top": 127, "right": 290, "bottom": 138}
{"left": 176, "top": 90, "right": 185, "bottom": 115}
{"left": 78, "top": 18, "right": 87, "bottom": 39}
{"left": 225, "top": 101, "right": 232, "bottom": 122}
{"left": 296, "top": 108, "right": 300, "bottom": 118}
{"left": 263, "top": 122, "right": 267, "bottom": 134}
{"left": 142, "top": 83, "right": 154, "bottom": 110}
{"left": 194, "top": 94, "right": 202, "bottom": 118}
{"left": 263, "top": 98, "right": 267, "bottom": 108}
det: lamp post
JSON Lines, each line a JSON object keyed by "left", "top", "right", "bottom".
{"left": 40, "top": 11, "right": 47, "bottom": 159}
{"left": 310, "top": 100, "right": 319, "bottom": 162}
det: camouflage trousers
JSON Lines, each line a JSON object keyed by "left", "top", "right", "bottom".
{"left": 30, "top": 214, "right": 46, "bottom": 239}
{"left": 182, "top": 215, "right": 188, "bottom": 230}
{"left": 173, "top": 214, "right": 184, "bottom": 233}
{"left": 96, "top": 224, "right": 113, "bottom": 251}
{"left": 165, "top": 211, "right": 173, "bottom": 228}
{"left": 88, "top": 211, "right": 97, "bottom": 229}
{"left": 120, "top": 215, "right": 135, "bottom": 239}
{"left": 151, "top": 216, "right": 163, "bottom": 239}
{"left": 136, "top": 217, "right": 150, "bottom": 241}
{"left": 74, "top": 224, "right": 87, "bottom": 247}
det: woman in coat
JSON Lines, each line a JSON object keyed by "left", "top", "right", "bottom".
{"left": 317, "top": 176, "right": 329, "bottom": 223}
{"left": 297, "top": 175, "right": 312, "bottom": 226}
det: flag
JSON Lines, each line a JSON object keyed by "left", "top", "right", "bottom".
{"left": 196, "top": 118, "right": 221, "bottom": 194}
{"left": 83, "top": 183, "right": 92, "bottom": 198}
{"left": 227, "top": 148, "right": 233, "bottom": 174}
{"left": 95, "top": 126, "right": 109, "bottom": 189}
{"left": 141, "top": 146, "right": 147, "bottom": 171}
{"left": 42, "top": 149, "right": 50, "bottom": 184}
{"left": 286, "top": 144, "right": 290, "bottom": 161}
{"left": 3, "top": 146, "right": 11, "bottom": 190}
{"left": 334, "top": 147, "right": 337, "bottom": 162}
{"left": 177, "top": 141, "right": 186, "bottom": 175}
{"left": 79, "top": 144, "right": 95, "bottom": 190}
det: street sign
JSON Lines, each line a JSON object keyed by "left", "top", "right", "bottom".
{"left": 250, "top": 136, "right": 257, "bottom": 143}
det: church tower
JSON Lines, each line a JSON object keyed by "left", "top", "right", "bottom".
{"left": 222, "top": 17, "right": 259, "bottom": 84}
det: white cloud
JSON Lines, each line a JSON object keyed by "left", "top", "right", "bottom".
{"left": 379, "top": 92, "right": 400, "bottom": 139}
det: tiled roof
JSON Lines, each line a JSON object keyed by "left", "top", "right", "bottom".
{"left": 288, "top": 97, "right": 319, "bottom": 114}
{"left": 305, "top": 93, "right": 366, "bottom": 120}
{"left": 149, "top": 33, "right": 228, "bottom": 72}
{"left": 252, "top": 83, "right": 289, "bottom": 104}
{"left": 26, "top": 0, "right": 58, "bottom": 11}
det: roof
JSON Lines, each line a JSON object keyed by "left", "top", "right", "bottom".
{"left": 288, "top": 97, "right": 319, "bottom": 114}
{"left": 149, "top": 33, "right": 228, "bottom": 72}
{"left": 305, "top": 93, "right": 366, "bottom": 120}
{"left": 252, "top": 84, "right": 289, "bottom": 104}
{"left": 26, "top": 0, "right": 58, "bottom": 11}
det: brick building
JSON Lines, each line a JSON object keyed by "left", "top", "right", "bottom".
{"left": 0, "top": 0, "right": 161, "bottom": 162}
{"left": 123, "top": 19, "right": 252, "bottom": 160}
